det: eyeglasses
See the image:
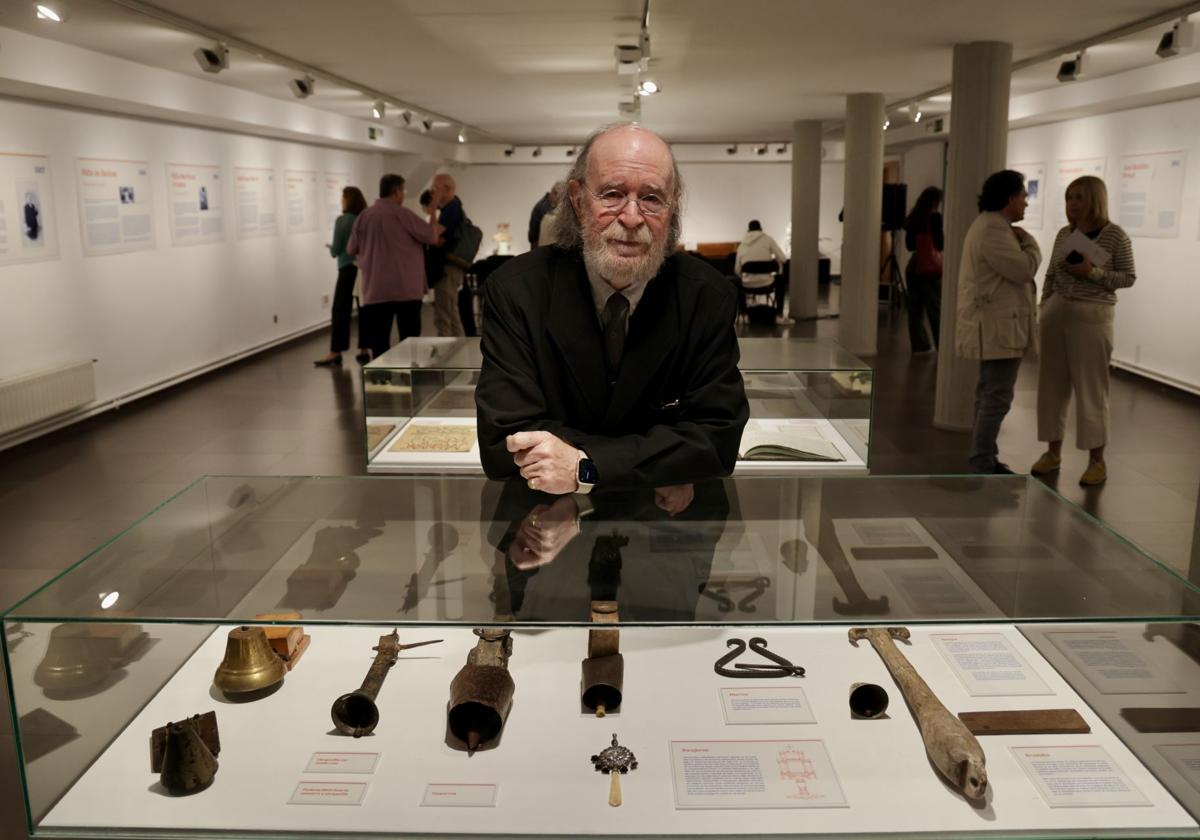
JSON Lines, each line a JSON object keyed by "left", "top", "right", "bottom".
{"left": 588, "top": 188, "right": 672, "bottom": 217}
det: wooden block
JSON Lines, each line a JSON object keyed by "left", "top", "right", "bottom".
{"left": 282, "top": 634, "right": 311, "bottom": 671}
{"left": 263, "top": 626, "right": 302, "bottom": 658}
{"left": 1121, "top": 707, "right": 1200, "bottom": 733}
{"left": 959, "top": 709, "right": 1090, "bottom": 735}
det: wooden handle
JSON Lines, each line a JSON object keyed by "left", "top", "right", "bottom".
{"left": 608, "top": 772, "right": 622, "bottom": 807}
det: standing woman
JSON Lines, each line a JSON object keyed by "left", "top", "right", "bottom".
{"left": 315, "top": 186, "right": 370, "bottom": 366}
{"left": 1030, "top": 176, "right": 1136, "bottom": 485}
{"left": 903, "top": 187, "right": 944, "bottom": 353}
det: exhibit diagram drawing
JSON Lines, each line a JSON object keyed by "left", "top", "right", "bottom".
{"left": 323, "top": 172, "right": 352, "bottom": 230}
{"left": 235, "top": 167, "right": 278, "bottom": 239}
{"left": 165, "top": 163, "right": 223, "bottom": 247}
{"left": 1117, "top": 150, "right": 1187, "bottom": 239}
{"left": 74, "top": 157, "right": 155, "bottom": 257}
{"left": 1009, "top": 161, "right": 1046, "bottom": 229}
{"left": 0, "top": 151, "right": 58, "bottom": 266}
{"left": 1051, "top": 158, "right": 1106, "bottom": 227}
{"left": 285, "top": 169, "right": 318, "bottom": 234}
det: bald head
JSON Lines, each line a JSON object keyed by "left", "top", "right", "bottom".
{"left": 585, "top": 125, "right": 675, "bottom": 196}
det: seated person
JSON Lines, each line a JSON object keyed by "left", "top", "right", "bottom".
{"left": 475, "top": 123, "right": 749, "bottom": 493}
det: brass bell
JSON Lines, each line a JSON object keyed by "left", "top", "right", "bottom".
{"left": 159, "top": 719, "right": 218, "bottom": 795}
{"left": 213, "top": 626, "right": 286, "bottom": 697}
{"left": 34, "top": 625, "right": 113, "bottom": 695}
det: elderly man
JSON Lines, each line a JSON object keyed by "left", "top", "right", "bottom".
{"left": 475, "top": 123, "right": 749, "bottom": 494}
{"left": 955, "top": 169, "right": 1042, "bottom": 474}
{"left": 428, "top": 173, "right": 467, "bottom": 337}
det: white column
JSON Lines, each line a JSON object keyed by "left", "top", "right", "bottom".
{"left": 934, "top": 41, "right": 1013, "bottom": 431}
{"left": 790, "top": 120, "right": 822, "bottom": 320}
{"left": 840, "top": 94, "right": 884, "bottom": 356}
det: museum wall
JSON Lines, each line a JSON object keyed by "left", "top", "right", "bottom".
{"left": 445, "top": 160, "right": 848, "bottom": 273}
{"left": 1007, "top": 97, "right": 1200, "bottom": 393}
{"left": 0, "top": 97, "right": 384, "bottom": 406}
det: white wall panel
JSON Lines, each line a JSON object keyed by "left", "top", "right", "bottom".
{"left": 1008, "top": 99, "right": 1200, "bottom": 393}
{"left": 0, "top": 98, "right": 384, "bottom": 407}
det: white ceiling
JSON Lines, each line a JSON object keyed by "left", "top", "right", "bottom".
{"left": 0, "top": 0, "right": 1196, "bottom": 144}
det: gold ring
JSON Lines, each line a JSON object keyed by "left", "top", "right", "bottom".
{"left": 528, "top": 478, "right": 538, "bottom": 491}
{"left": 529, "top": 513, "right": 540, "bottom": 526}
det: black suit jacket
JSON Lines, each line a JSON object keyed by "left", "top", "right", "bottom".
{"left": 476, "top": 247, "right": 748, "bottom": 487}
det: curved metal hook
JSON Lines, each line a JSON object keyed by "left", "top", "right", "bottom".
{"left": 714, "top": 638, "right": 755, "bottom": 677}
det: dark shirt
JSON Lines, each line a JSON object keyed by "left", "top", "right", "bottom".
{"left": 528, "top": 193, "right": 552, "bottom": 246}
{"left": 904, "top": 211, "right": 944, "bottom": 252}
{"left": 429, "top": 196, "right": 465, "bottom": 281}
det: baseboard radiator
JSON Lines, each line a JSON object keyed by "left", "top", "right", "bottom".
{"left": 0, "top": 360, "right": 96, "bottom": 436}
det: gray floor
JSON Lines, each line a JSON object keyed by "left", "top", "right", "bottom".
{"left": 2, "top": 296, "right": 1198, "bottom": 839}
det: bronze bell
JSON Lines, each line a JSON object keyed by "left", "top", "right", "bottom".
{"left": 34, "top": 625, "right": 113, "bottom": 694}
{"left": 159, "top": 719, "right": 218, "bottom": 795}
{"left": 213, "top": 626, "right": 286, "bottom": 697}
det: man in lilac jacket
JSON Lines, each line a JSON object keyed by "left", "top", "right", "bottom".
{"left": 348, "top": 173, "right": 441, "bottom": 359}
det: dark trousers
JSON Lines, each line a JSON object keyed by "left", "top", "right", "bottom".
{"left": 361, "top": 300, "right": 422, "bottom": 359}
{"left": 458, "top": 281, "right": 477, "bottom": 337}
{"left": 906, "top": 269, "right": 942, "bottom": 352}
{"left": 329, "top": 265, "right": 365, "bottom": 353}
{"left": 969, "top": 357, "right": 1022, "bottom": 473}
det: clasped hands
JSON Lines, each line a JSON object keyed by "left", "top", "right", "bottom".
{"left": 506, "top": 430, "right": 694, "bottom": 516}
{"left": 507, "top": 431, "right": 579, "bottom": 495}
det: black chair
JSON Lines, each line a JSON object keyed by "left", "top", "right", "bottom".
{"left": 737, "top": 259, "right": 784, "bottom": 324}
{"left": 464, "top": 254, "right": 514, "bottom": 334}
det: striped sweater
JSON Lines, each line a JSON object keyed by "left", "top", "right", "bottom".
{"left": 1041, "top": 223, "right": 1136, "bottom": 305}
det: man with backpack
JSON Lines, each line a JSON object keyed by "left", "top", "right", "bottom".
{"left": 428, "top": 173, "right": 482, "bottom": 336}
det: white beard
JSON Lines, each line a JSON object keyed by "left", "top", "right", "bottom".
{"left": 581, "top": 218, "right": 668, "bottom": 289}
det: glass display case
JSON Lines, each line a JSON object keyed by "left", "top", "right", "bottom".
{"left": 4, "top": 473, "right": 1200, "bottom": 839}
{"left": 362, "top": 337, "right": 872, "bottom": 476}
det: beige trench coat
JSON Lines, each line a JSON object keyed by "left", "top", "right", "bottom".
{"left": 954, "top": 211, "right": 1042, "bottom": 360}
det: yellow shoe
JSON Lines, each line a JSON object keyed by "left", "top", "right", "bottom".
{"left": 1079, "top": 460, "right": 1107, "bottom": 486}
{"left": 1030, "top": 452, "right": 1061, "bottom": 475}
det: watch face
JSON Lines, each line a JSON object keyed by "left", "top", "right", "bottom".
{"left": 578, "top": 458, "right": 599, "bottom": 485}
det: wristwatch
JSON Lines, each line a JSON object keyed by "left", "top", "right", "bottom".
{"left": 576, "top": 450, "right": 598, "bottom": 495}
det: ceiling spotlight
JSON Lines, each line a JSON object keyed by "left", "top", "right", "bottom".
{"left": 755, "top": 144, "right": 767, "bottom": 156}
{"left": 883, "top": 119, "right": 891, "bottom": 130}
{"left": 193, "top": 43, "right": 229, "bottom": 74}
{"left": 35, "top": 3, "right": 66, "bottom": 22}
{"left": 532, "top": 147, "right": 543, "bottom": 158}
{"left": 906, "top": 103, "right": 922, "bottom": 123}
{"left": 289, "top": 74, "right": 315, "bottom": 99}
{"left": 421, "top": 117, "right": 434, "bottom": 132}
{"left": 638, "top": 79, "right": 660, "bottom": 95}
{"left": 503, "top": 146, "right": 515, "bottom": 157}
{"left": 726, "top": 145, "right": 737, "bottom": 155}
{"left": 1056, "top": 51, "right": 1086, "bottom": 82}
{"left": 1156, "top": 18, "right": 1196, "bottom": 58}
{"left": 776, "top": 144, "right": 787, "bottom": 154}
{"left": 566, "top": 146, "right": 577, "bottom": 157}
{"left": 457, "top": 128, "right": 467, "bottom": 144}
{"left": 371, "top": 100, "right": 386, "bottom": 119}
{"left": 400, "top": 110, "right": 412, "bottom": 126}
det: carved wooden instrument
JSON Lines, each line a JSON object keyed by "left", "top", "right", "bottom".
{"left": 849, "top": 626, "right": 987, "bottom": 800}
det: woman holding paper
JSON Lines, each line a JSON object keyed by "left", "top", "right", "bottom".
{"left": 1031, "top": 176, "right": 1136, "bottom": 486}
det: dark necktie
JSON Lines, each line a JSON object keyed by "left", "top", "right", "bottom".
{"left": 601, "top": 292, "right": 630, "bottom": 381}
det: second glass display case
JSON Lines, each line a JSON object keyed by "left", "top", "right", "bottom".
{"left": 362, "top": 337, "right": 872, "bottom": 476}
